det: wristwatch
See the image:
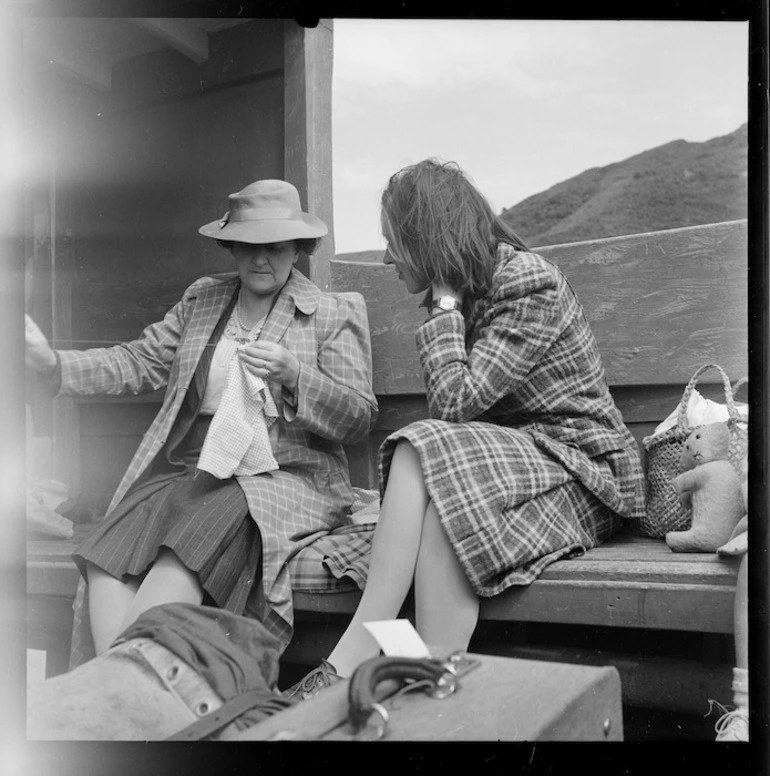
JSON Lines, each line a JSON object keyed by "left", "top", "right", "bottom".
{"left": 431, "top": 295, "right": 461, "bottom": 315}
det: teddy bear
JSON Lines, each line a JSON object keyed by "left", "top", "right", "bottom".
{"left": 665, "top": 422, "right": 745, "bottom": 553}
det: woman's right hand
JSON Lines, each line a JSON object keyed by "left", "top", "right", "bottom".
{"left": 25, "top": 315, "right": 57, "bottom": 372}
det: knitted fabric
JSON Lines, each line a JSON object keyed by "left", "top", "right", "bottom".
{"left": 197, "top": 341, "right": 279, "bottom": 478}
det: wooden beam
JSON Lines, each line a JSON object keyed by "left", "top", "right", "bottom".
{"left": 283, "top": 19, "right": 335, "bottom": 290}
{"left": 131, "top": 18, "right": 209, "bottom": 64}
{"left": 24, "top": 31, "right": 111, "bottom": 91}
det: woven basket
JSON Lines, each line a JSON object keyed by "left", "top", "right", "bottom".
{"left": 639, "top": 364, "right": 748, "bottom": 539}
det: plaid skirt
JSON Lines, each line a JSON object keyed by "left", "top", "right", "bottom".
{"left": 379, "top": 419, "right": 618, "bottom": 597}
{"left": 73, "top": 417, "right": 260, "bottom": 615}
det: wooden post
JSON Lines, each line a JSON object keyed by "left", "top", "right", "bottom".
{"left": 283, "top": 20, "right": 334, "bottom": 290}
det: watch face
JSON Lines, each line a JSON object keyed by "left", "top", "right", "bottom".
{"left": 438, "top": 296, "right": 457, "bottom": 310}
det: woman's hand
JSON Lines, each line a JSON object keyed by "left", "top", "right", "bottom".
{"left": 239, "top": 341, "right": 300, "bottom": 394}
{"left": 25, "top": 315, "right": 57, "bottom": 373}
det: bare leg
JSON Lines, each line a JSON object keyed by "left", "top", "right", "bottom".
{"left": 734, "top": 554, "right": 748, "bottom": 670}
{"left": 119, "top": 548, "right": 204, "bottom": 633}
{"left": 414, "top": 503, "right": 480, "bottom": 652}
{"left": 86, "top": 563, "right": 140, "bottom": 654}
{"left": 327, "top": 441, "right": 430, "bottom": 676}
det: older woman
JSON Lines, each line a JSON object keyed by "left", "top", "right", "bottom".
{"left": 25, "top": 179, "right": 378, "bottom": 662}
{"left": 288, "top": 159, "right": 645, "bottom": 698}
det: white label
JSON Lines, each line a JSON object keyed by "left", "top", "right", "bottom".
{"left": 363, "top": 619, "right": 432, "bottom": 658}
{"left": 27, "top": 649, "right": 47, "bottom": 687}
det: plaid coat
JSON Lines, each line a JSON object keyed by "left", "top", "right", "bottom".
{"left": 59, "top": 268, "right": 378, "bottom": 656}
{"left": 378, "top": 244, "right": 646, "bottom": 596}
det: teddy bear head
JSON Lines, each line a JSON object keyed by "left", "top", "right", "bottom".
{"left": 678, "top": 422, "right": 731, "bottom": 471}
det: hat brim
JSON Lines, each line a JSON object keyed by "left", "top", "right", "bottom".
{"left": 198, "top": 213, "right": 328, "bottom": 244}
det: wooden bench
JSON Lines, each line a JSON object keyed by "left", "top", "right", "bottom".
{"left": 27, "top": 219, "right": 748, "bottom": 716}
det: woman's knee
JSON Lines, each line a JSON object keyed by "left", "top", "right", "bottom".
{"left": 391, "top": 438, "right": 420, "bottom": 467}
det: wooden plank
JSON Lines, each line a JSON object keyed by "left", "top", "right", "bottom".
{"left": 106, "top": 20, "right": 284, "bottom": 115}
{"left": 292, "top": 573, "right": 736, "bottom": 633}
{"left": 24, "top": 27, "right": 112, "bottom": 91}
{"left": 330, "top": 260, "right": 423, "bottom": 394}
{"left": 283, "top": 19, "right": 335, "bottom": 290}
{"left": 330, "top": 220, "right": 748, "bottom": 393}
{"left": 471, "top": 642, "right": 730, "bottom": 715}
{"left": 78, "top": 402, "right": 158, "bottom": 437}
{"left": 26, "top": 560, "right": 81, "bottom": 597}
{"left": 131, "top": 19, "right": 209, "bottom": 64}
{"left": 26, "top": 595, "right": 75, "bottom": 678}
{"left": 537, "top": 221, "right": 748, "bottom": 384}
{"left": 27, "top": 526, "right": 737, "bottom": 637}
{"left": 479, "top": 580, "right": 735, "bottom": 633}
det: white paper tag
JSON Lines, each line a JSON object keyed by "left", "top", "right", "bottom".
{"left": 363, "top": 619, "right": 432, "bottom": 658}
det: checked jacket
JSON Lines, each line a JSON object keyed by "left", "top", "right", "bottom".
{"left": 59, "top": 268, "right": 378, "bottom": 662}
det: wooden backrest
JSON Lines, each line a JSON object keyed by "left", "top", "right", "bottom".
{"left": 333, "top": 220, "right": 748, "bottom": 489}
{"left": 68, "top": 220, "right": 748, "bottom": 508}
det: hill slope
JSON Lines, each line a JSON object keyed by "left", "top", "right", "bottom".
{"left": 499, "top": 124, "right": 747, "bottom": 247}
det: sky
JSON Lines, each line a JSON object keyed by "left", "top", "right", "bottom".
{"left": 331, "top": 19, "right": 749, "bottom": 255}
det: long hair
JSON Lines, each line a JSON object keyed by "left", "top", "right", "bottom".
{"left": 381, "top": 159, "right": 528, "bottom": 299}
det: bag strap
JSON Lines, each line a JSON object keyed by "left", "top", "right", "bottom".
{"left": 675, "top": 363, "right": 740, "bottom": 430}
{"left": 165, "top": 688, "right": 295, "bottom": 741}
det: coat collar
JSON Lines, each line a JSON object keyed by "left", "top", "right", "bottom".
{"left": 189, "top": 269, "right": 321, "bottom": 354}
{"left": 279, "top": 268, "right": 321, "bottom": 315}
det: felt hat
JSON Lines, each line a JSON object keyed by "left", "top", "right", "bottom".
{"left": 198, "top": 179, "right": 328, "bottom": 244}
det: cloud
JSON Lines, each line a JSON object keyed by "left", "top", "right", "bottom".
{"left": 331, "top": 19, "right": 749, "bottom": 252}
{"left": 334, "top": 19, "right": 567, "bottom": 97}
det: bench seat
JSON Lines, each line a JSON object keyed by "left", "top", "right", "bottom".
{"left": 287, "top": 533, "right": 738, "bottom": 634}
{"left": 27, "top": 528, "right": 738, "bottom": 636}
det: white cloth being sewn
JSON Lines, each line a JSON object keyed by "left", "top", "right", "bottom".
{"left": 197, "top": 341, "right": 279, "bottom": 478}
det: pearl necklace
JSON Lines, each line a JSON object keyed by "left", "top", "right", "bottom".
{"left": 235, "top": 300, "right": 256, "bottom": 332}
{"left": 224, "top": 298, "right": 265, "bottom": 346}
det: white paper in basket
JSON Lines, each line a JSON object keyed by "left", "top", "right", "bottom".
{"left": 652, "top": 388, "right": 749, "bottom": 437}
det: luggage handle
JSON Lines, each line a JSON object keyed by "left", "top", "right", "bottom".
{"left": 347, "top": 652, "right": 480, "bottom": 738}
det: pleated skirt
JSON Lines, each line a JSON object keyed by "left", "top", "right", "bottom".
{"left": 73, "top": 416, "right": 260, "bottom": 615}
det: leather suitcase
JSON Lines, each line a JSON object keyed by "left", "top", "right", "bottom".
{"left": 234, "top": 653, "right": 623, "bottom": 741}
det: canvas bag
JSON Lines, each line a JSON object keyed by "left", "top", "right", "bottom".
{"left": 639, "top": 364, "right": 748, "bottom": 539}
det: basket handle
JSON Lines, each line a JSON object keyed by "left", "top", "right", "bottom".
{"left": 675, "top": 363, "right": 740, "bottom": 430}
{"left": 732, "top": 376, "right": 748, "bottom": 400}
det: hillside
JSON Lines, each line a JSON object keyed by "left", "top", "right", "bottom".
{"left": 499, "top": 124, "right": 747, "bottom": 247}
{"left": 336, "top": 124, "right": 748, "bottom": 261}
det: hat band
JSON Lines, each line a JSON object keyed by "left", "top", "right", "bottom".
{"left": 228, "top": 207, "right": 299, "bottom": 223}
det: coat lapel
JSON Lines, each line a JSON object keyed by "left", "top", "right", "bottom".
{"left": 258, "top": 268, "right": 321, "bottom": 345}
{"left": 174, "top": 276, "right": 239, "bottom": 395}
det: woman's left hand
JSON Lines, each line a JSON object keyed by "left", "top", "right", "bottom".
{"left": 239, "top": 342, "right": 300, "bottom": 393}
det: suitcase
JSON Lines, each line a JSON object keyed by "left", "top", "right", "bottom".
{"left": 234, "top": 653, "right": 624, "bottom": 741}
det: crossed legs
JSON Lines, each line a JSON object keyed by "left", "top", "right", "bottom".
{"left": 86, "top": 548, "right": 203, "bottom": 654}
{"left": 327, "top": 440, "right": 479, "bottom": 677}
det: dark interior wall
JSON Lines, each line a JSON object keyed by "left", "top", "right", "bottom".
{"left": 23, "top": 19, "right": 291, "bottom": 502}
{"left": 24, "top": 20, "right": 284, "bottom": 347}
{"left": 31, "top": 19, "right": 287, "bottom": 348}
{"left": 68, "top": 72, "right": 285, "bottom": 345}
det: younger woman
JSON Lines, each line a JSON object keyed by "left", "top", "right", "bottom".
{"left": 289, "top": 159, "right": 645, "bottom": 697}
